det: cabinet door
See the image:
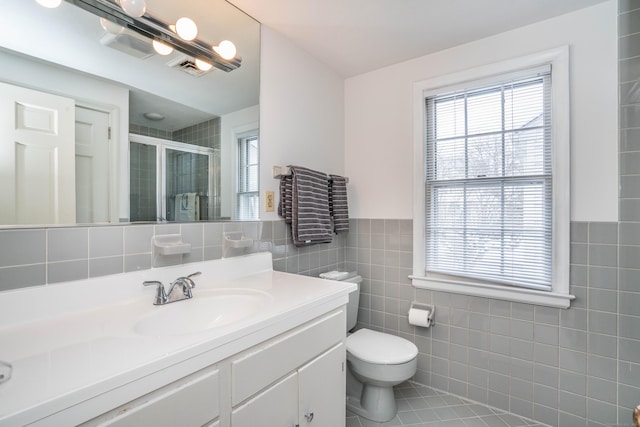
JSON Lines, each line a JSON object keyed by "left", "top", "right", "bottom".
{"left": 298, "top": 343, "right": 346, "bottom": 427}
{"left": 232, "top": 372, "right": 298, "bottom": 427}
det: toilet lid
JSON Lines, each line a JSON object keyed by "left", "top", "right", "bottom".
{"left": 346, "top": 328, "right": 418, "bottom": 364}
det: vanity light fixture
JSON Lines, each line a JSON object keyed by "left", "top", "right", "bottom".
{"left": 99, "top": 17, "right": 124, "bottom": 34}
{"left": 59, "top": 0, "right": 241, "bottom": 72}
{"left": 152, "top": 40, "right": 173, "bottom": 55}
{"left": 117, "top": 0, "right": 146, "bottom": 18}
{"left": 175, "top": 17, "right": 198, "bottom": 41}
{"left": 194, "top": 59, "right": 213, "bottom": 72}
{"left": 214, "top": 40, "right": 237, "bottom": 61}
{"left": 36, "top": 0, "right": 62, "bottom": 7}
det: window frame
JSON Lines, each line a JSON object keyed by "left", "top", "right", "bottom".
{"left": 411, "top": 47, "right": 574, "bottom": 309}
{"left": 236, "top": 132, "right": 259, "bottom": 220}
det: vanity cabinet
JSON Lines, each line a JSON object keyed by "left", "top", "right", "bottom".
{"left": 231, "top": 309, "right": 346, "bottom": 427}
{"left": 231, "top": 343, "right": 345, "bottom": 427}
{"left": 80, "top": 365, "right": 221, "bottom": 427}
{"left": 76, "top": 308, "right": 346, "bottom": 427}
{"left": 0, "top": 253, "right": 356, "bottom": 427}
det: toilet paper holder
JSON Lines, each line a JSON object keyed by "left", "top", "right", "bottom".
{"left": 408, "top": 302, "right": 435, "bottom": 327}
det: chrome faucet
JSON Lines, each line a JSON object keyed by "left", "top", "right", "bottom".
{"left": 143, "top": 272, "right": 201, "bottom": 305}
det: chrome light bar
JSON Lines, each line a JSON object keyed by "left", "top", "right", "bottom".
{"left": 64, "top": 0, "right": 241, "bottom": 72}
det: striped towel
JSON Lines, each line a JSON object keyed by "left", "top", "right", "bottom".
{"left": 279, "top": 166, "right": 333, "bottom": 246}
{"left": 278, "top": 174, "right": 293, "bottom": 224}
{"left": 329, "top": 175, "right": 349, "bottom": 233}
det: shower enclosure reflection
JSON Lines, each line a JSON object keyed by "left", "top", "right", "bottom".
{"left": 130, "top": 133, "right": 222, "bottom": 223}
{"left": 166, "top": 149, "right": 217, "bottom": 221}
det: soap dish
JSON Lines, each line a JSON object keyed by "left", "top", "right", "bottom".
{"left": 153, "top": 234, "right": 191, "bottom": 256}
{"left": 224, "top": 233, "right": 254, "bottom": 248}
{"left": 224, "top": 231, "right": 253, "bottom": 249}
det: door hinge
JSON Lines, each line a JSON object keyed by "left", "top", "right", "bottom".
{"left": 108, "top": 126, "right": 112, "bottom": 140}
{"left": 342, "top": 361, "right": 345, "bottom": 372}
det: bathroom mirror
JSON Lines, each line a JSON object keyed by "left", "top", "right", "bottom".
{"left": 0, "top": 0, "right": 260, "bottom": 226}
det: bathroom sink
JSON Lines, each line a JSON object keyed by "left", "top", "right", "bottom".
{"left": 133, "top": 288, "right": 272, "bottom": 337}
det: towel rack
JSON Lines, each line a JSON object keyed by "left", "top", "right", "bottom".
{"left": 272, "top": 165, "right": 349, "bottom": 183}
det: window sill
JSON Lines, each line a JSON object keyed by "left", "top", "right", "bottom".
{"left": 410, "top": 275, "right": 574, "bottom": 309}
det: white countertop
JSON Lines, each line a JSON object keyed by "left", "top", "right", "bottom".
{"left": 0, "top": 253, "right": 356, "bottom": 427}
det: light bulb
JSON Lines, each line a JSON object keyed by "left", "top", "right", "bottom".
{"left": 100, "top": 18, "right": 124, "bottom": 35}
{"left": 152, "top": 40, "right": 173, "bottom": 56}
{"left": 213, "top": 40, "right": 236, "bottom": 60}
{"left": 143, "top": 112, "right": 165, "bottom": 121}
{"left": 119, "top": 0, "right": 146, "bottom": 18}
{"left": 195, "top": 59, "right": 212, "bottom": 71}
{"left": 175, "top": 17, "right": 198, "bottom": 41}
{"left": 35, "top": 0, "right": 62, "bottom": 8}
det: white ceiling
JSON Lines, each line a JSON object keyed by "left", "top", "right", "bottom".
{"left": 6, "top": 0, "right": 611, "bottom": 131}
{"left": 227, "top": 0, "right": 610, "bottom": 77}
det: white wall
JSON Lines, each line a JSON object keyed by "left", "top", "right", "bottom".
{"left": 345, "top": 1, "right": 618, "bottom": 222}
{"left": 259, "top": 27, "right": 345, "bottom": 220}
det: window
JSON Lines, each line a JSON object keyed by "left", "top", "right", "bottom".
{"left": 412, "top": 47, "right": 572, "bottom": 308}
{"left": 237, "top": 133, "right": 259, "bottom": 220}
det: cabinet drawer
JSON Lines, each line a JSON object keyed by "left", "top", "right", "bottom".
{"left": 231, "top": 308, "right": 345, "bottom": 405}
{"left": 231, "top": 372, "right": 298, "bottom": 427}
{"left": 82, "top": 366, "right": 220, "bottom": 427}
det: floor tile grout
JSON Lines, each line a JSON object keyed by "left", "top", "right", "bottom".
{"left": 345, "top": 381, "right": 550, "bottom": 427}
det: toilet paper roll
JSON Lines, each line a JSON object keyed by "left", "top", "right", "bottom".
{"left": 408, "top": 308, "right": 431, "bottom": 328}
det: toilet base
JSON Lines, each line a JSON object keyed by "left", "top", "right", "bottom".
{"left": 346, "top": 371, "right": 398, "bottom": 422}
{"left": 344, "top": 328, "right": 418, "bottom": 423}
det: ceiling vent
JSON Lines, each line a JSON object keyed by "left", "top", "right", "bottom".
{"left": 100, "top": 32, "right": 154, "bottom": 59}
{"left": 100, "top": 30, "right": 155, "bottom": 59}
{"left": 167, "top": 56, "right": 214, "bottom": 77}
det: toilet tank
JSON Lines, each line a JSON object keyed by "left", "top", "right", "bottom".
{"left": 342, "top": 275, "right": 362, "bottom": 332}
{"left": 319, "top": 272, "right": 361, "bottom": 331}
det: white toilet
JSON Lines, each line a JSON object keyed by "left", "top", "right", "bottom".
{"left": 333, "top": 273, "right": 419, "bottom": 422}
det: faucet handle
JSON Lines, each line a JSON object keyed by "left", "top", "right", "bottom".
{"left": 178, "top": 272, "right": 200, "bottom": 299}
{"left": 184, "top": 272, "right": 201, "bottom": 289}
{"left": 187, "top": 271, "right": 201, "bottom": 280}
{"left": 143, "top": 280, "right": 166, "bottom": 305}
{"left": 143, "top": 280, "right": 163, "bottom": 286}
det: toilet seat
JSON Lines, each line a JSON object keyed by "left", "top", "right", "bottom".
{"left": 346, "top": 328, "right": 418, "bottom": 365}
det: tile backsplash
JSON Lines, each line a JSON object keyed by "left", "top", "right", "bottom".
{"left": 0, "top": 220, "right": 346, "bottom": 292}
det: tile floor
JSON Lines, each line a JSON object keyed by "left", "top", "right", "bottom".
{"left": 346, "top": 382, "right": 549, "bottom": 427}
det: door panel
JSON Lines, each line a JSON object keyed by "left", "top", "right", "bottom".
{"left": 0, "top": 81, "right": 75, "bottom": 224}
{"left": 75, "top": 106, "right": 110, "bottom": 223}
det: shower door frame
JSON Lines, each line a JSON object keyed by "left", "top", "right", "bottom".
{"left": 129, "top": 134, "right": 217, "bottom": 222}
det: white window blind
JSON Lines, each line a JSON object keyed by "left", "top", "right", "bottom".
{"left": 425, "top": 66, "right": 552, "bottom": 291}
{"left": 237, "top": 134, "right": 259, "bottom": 220}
